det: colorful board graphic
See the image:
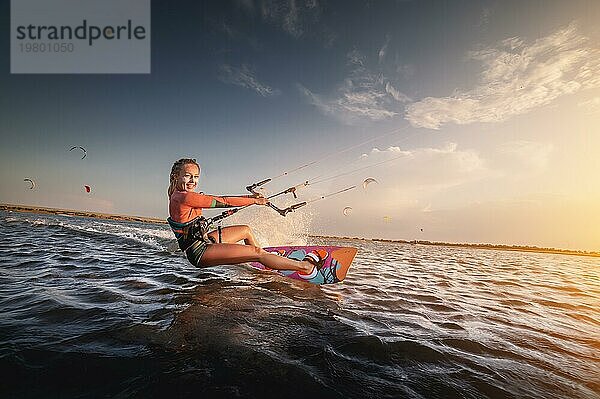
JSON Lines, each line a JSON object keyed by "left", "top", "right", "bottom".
{"left": 249, "top": 245, "right": 358, "bottom": 285}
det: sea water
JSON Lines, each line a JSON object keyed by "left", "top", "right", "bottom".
{"left": 0, "top": 211, "right": 598, "bottom": 398}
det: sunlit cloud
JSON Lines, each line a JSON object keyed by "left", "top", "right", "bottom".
{"left": 357, "top": 142, "right": 487, "bottom": 191}
{"left": 219, "top": 64, "right": 281, "bottom": 97}
{"left": 497, "top": 140, "right": 553, "bottom": 176}
{"left": 385, "top": 82, "right": 412, "bottom": 103}
{"left": 578, "top": 97, "right": 600, "bottom": 115}
{"left": 406, "top": 23, "right": 600, "bottom": 129}
{"left": 298, "top": 50, "right": 411, "bottom": 124}
{"left": 313, "top": 143, "right": 489, "bottom": 225}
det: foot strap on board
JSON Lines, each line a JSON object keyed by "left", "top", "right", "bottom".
{"left": 298, "top": 250, "right": 328, "bottom": 280}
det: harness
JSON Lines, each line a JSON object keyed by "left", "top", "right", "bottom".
{"left": 167, "top": 216, "right": 221, "bottom": 251}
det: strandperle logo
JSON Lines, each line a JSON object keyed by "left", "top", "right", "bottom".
{"left": 15, "top": 19, "right": 147, "bottom": 46}
{"left": 11, "top": 0, "right": 150, "bottom": 74}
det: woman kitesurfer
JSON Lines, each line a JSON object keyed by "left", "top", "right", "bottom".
{"left": 167, "top": 158, "right": 323, "bottom": 273}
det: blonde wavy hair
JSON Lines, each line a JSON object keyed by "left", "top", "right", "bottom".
{"left": 168, "top": 158, "right": 200, "bottom": 198}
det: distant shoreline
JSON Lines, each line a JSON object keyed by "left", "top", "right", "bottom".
{"left": 310, "top": 235, "right": 600, "bottom": 258}
{"left": 0, "top": 203, "right": 166, "bottom": 225}
{"left": 2, "top": 203, "right": 598, "bottom": 258}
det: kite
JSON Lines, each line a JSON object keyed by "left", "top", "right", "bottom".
{"left": 84, "top": 185, "right": 91, "bottom": 193}
{"left": 69, "top": 146, "right": 87, "bottom": 159}
{"left": 24, "top": 178, "right": 35, "bottom": 190}
{"left": 362, "top": 178, "right": 378, "bottom": 189}
{"left": 343, "top": 206, "right": 353, "bottom": 216}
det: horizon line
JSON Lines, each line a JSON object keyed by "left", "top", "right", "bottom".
{"left": 1, "top": 203, "right": 598, "bottom": 257}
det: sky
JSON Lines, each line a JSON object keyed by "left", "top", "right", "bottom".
{"left": 1, "top": 0, "right": 599, "bottom": 251}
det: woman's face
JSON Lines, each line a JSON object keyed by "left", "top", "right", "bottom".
{"left": 177, "top": 163, "right": 200, "bottom": 192}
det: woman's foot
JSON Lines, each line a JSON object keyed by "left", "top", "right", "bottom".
{"left": 298, "top": 249, "right": 328, "bottom": 279}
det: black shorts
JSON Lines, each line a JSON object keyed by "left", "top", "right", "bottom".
{"left": 185, "top": 239, "right": 211, "bottom": 267}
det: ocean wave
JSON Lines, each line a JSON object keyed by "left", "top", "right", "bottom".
{"left": 1, "top": 211, "right": 599, "bottom": 398}
{"left": 4, "top": 214, "right": 170, "bottom": 251}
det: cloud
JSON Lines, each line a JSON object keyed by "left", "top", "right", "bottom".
{"left": 395, "top": 62, "right": 415, "bottom": 80}
{"left": 578, "top": 97, "right": 600, "bottom": 115}
{"left": 385, "top": 82, "right": 412, "bottom": 103}
{"left": 406, "top": 23, "right": 600, "bottom": 129}
{"left": 378, "top": 36, "right": 390, "bottom": 64}
{"left": 497, "top": 140, "right": 553, "bottom": 175}
{"left": 355, "top": 141, "right": 553, "bottom": 207}
{"left": 296, "top": 83, "right": 333, "bottom": 114}
{"left": 256, "top": 0, "right": 322, "bottom": 38}
{"left": 220, "top": 21, "right": 237, "bottom": 39}
{"left": 309, "top": 143, "right": 489, "bottom": 231}
{"left": 298, "top": 50, "right": 412, "bottom": 124}
{"left": 236, "top": 0, "right": 335, "bottom": 46}
{"left": 356, "top": 142, "right": 487, "bottom": 192}
{"left": 476, "top": 7, "right": 492, "bottom": 29}
{"left": 219, "top": 64, "right": 281, "bottom": 97}
{"left": 238, "top": 0, "right": 256, "bottom": 13}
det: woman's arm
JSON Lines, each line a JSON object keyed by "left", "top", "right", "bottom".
{"left": 178, "top": 191, "right": 264, "bottom": 209}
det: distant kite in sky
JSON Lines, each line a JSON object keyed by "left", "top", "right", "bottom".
{"left": 343, "top": 206, "right": 353, "bottom": 216}
{"left": 23, "top": 178, "right": 35, "bottom": 190}
{"left": 383, "top": 216, "right": 392, "bottom": 223}
{"left": 362, "top": 178, "right": 378, "bottom": 190}
{"left": 84, "top": 185, "right": 91, "bottom": 193}
{"left": 69, "top": 146, "right": 87, "bottom": 159}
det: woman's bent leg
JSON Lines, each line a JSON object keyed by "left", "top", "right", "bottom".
{"left": 207, "top": 225, "right": 258, "bottom": 246}
{"left": 200, "top": 243, "right": 313, "bottom": 273}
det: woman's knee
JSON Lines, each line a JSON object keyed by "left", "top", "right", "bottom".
{"left": 241, "top": 225, "right": 255, "bottom": 242}
{"left": 253, "top": 246, "right": 266, "bottom": 260}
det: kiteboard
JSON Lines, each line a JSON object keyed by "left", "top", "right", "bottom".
{"left": 249, "top": 245, "right": 357, "bottom": 285}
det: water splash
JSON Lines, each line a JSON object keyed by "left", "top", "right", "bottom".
{"left": 217, "top": 202, "right": 312, "bottom": 247}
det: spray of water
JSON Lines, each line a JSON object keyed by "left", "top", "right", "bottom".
{"left": 215, "top": 200, "right": 313, "bottom": 247}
